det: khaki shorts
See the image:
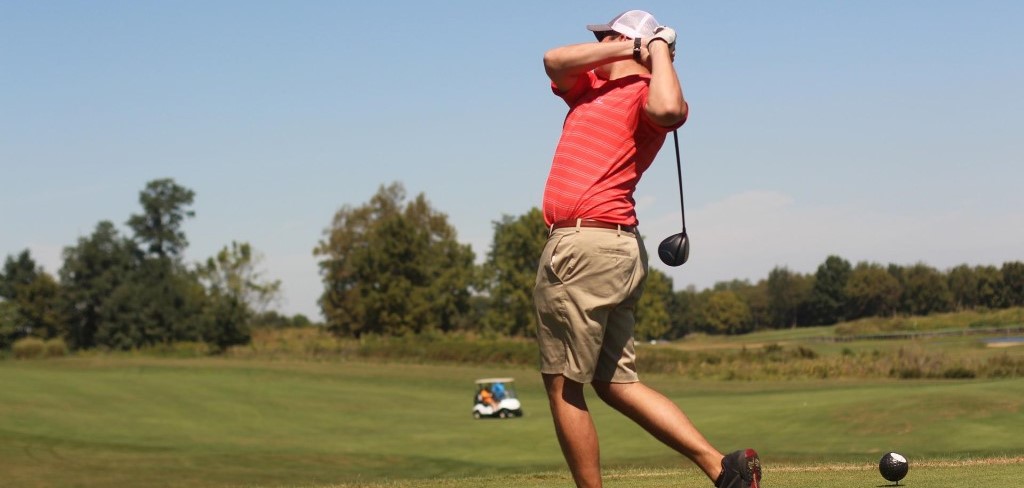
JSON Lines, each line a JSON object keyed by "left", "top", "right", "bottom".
{"left": 533, "top": 226, "right": 648, "bottom": 384}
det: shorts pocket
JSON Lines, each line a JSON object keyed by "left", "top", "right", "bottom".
{"left": 549, "top": 233, "right": 578, "bottom": 283}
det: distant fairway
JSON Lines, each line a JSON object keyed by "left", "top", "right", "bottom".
{"left": 2, "top": 357, "right": 1022, "bottom": 487}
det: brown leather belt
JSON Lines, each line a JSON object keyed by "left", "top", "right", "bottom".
{"left": 551, "top": 219, "right": 636, "bottom": 234}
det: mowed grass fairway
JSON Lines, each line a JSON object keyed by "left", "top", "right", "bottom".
{"left": 2, "top": 357, "right": 1023, "bottom": 487}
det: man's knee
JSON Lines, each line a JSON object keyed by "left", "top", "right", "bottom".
{"left": 592, "top": 380, "right": 616, "bottom": 403}
{"left": 545, "top": 374, "right": 589, "bottom": 407}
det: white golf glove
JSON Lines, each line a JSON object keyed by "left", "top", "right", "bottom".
{"left": 648, "top": 26, "right": 677, "bottom": 53}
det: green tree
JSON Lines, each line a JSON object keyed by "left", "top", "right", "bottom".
{"left": 1, "top": 250, "right": 39, "bottom": 299}
{"left": 199, "top": 241, "right": 281, "bottom": 316}
{"left": 481, "top": 208, "right": 546, "bottom": 336}
{"left": 1001, "top": 261, "right": 1024, "bottom": 307}
{"left": 702, "top": 290, "right": 752, "bottom": 335}
{"left": 315, "top": 182, "right": 475, "bottom": 337}
{"left": 635, "top": 268, "right": 673, "bottom": 340}
{"left": 975, "top": 265, "right": 1004, "bottom": 309}
{"left": 58, "top": 221, "right": 136, "bottom": 349}
{"left": 766, "top": 266, "right": 811, "bottom": 328}
{"left": 12, "top": 272, "right": 62, "bottom": 340}
{"left": 808, "top": 255, "right": 852, "bottom": 325}
{"left": 723, "top": 279, "right": 770, "bottom": 330}
{"left": 95, "top": 179, "right": 203, "bottom": 349}
{"left": 901, "top": 263, "right": 953, "bottom": 315}
{"left": 668, "top": 285, "right": 702, "bottom": 339}
{"left": 947, "top": 264, "right": 979, "bottom": 310}
{"left": 197, "top": 241, "right": 282, "bottom": 350}
{"left": 0, "top": 300, "right": 19, "bottom": 349}
{"left": 199, "top": 292, "right": 248, "bottom": 352}
{"left": 97, "top": 260, "right": 205, "bottom": 350}
{"left": 1, "top": 250, "right": 62, "bottom": 341}
{"left": 126, "top": 178, "right": 196, "bottom": 259}
{"left": 845, "top": 262, "right": 902, "bottom": 319}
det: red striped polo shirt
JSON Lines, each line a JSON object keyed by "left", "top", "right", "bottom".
{"left": 542, "top": 71, "right": 681, "bottom": 227}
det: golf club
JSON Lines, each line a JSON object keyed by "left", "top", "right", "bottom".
{"left": 658, "top": 129, "right": 690, "bottom": 266}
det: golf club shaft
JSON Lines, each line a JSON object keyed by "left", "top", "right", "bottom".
{"left": 672, "top": 129, "right": 686, "bottom": 232}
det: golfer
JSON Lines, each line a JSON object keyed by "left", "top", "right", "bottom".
{"left": 534, "top": 10, "right": 762, "bottom": 488}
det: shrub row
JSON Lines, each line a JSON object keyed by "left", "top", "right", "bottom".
{"left": 222, "top": 328, "right": 1024, "bottom": 381}
{"left": 10, "top": 327, "right": 1023, "bottom": 381}
{"left": 11, "top": 337, "right": 68, "bottom": 359}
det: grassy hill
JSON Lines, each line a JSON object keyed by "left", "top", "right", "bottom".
{"left": 3, "top": 309, "right": 1022, "bottom": 486}
{"left": 2, "top": 356, "right": 1023, "bottom": 487}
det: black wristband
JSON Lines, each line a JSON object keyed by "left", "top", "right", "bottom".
{"left": 647, "top": 37, "right": 669, "bottom": 49}
{"left": 633, "top": 37, "right": 642, "bottom": 62}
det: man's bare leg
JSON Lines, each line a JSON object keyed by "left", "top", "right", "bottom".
{"left": 543, "top": 373, "right": 602, "bottom": 488}
{"left": 592, "top": 380, "right": 725, "bottom": 482}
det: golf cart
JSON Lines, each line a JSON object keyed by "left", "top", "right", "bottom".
{"left": 472, "top": 378, "right": 522, "bottom": 419}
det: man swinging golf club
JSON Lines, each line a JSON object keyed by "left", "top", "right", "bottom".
{"left": 534, "top": 10, "right": 762, "bottom": 488}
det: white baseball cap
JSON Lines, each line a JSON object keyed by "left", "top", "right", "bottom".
{"left": 586, "top": 10, "right": 660, "bottom": 39}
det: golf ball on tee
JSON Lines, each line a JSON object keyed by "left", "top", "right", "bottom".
{"left": 879, "top": 452, "right": 909, "bottom": 482}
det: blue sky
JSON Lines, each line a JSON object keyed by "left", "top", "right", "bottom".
{"left": 3, "top": 1, "right": 1022, "bottom": 319}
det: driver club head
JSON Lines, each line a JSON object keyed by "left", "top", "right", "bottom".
{"left": 658, "top": 232, "right": 690, "bottom": 267}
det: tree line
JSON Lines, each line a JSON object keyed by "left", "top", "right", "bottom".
{"left": 316, "top": 183, "right": 1024, "bottom": 340}
{"left": 0, "top": 179, "right": 283, "bottom": 352}
{"left": 4, "top": 180, "right": 1023, "bottom": 352}
{"left": 668, "top": 257, "right": 1024, "bottom": 338}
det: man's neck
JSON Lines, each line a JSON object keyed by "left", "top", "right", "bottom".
{"left": 604, "top": 60, "right": 650, "bottom": 80}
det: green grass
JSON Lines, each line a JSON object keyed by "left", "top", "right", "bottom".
{"left": 317, "top": 458, "right": 1024, "bottom": 487}
{"left": 2, "top": 357, "right": 1023, "bottom": 487}
{"left": 834, "top": 307, "right": 1024, "bottom": 336}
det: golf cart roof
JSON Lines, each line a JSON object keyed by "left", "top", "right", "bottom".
{"left": 475, "top": 378, "right": 514, "bottom": 384}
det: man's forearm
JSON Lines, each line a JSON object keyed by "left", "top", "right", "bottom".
{"left": 544, "top": 41, "right": 633, "bottom": 91}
